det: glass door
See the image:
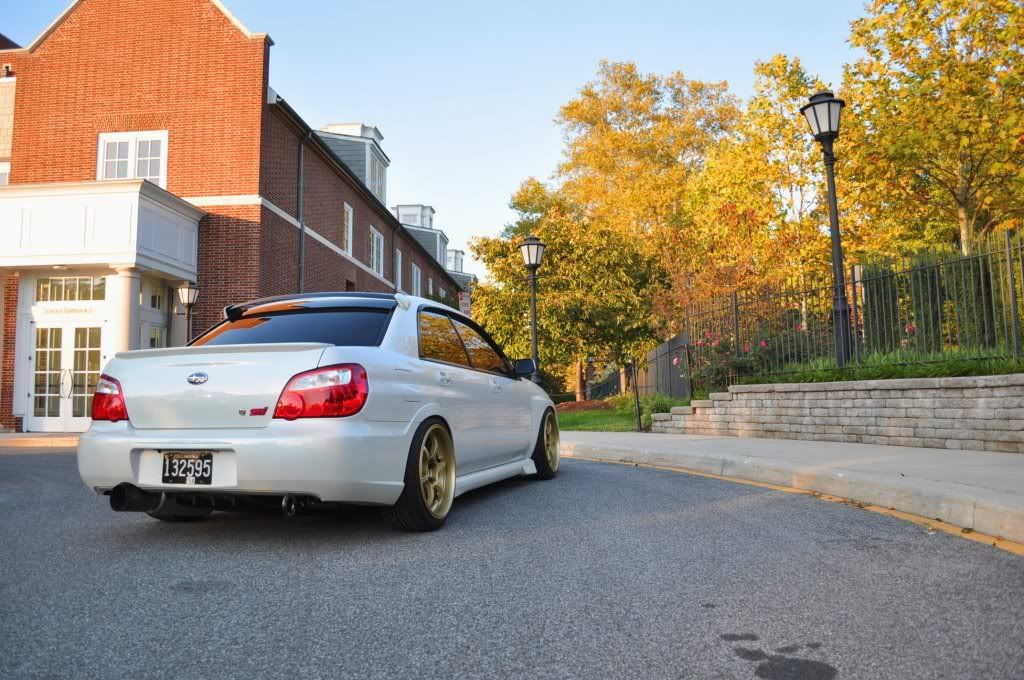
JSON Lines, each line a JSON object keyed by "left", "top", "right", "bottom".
{"left": 68, "top": 327, "right": 102, "bottom": 431}
{"left": 26, "top": 325, "right": 102, "bottom": 432}
{"left": 29, "top": 327, "right": 64, "bottom": 431}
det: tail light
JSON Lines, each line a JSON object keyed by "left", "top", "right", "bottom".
{"left": 273, "top": 364, "right": 368, "bottom": 420}
{"left": 92, "top": 374, "right": 128, "bottom": 422}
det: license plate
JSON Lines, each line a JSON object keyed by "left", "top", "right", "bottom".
{"left": 161, "top": 451, "right": 214, "bottom": 485}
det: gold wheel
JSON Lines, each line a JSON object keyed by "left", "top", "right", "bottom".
{"left": 543, "top": 413, "right": 560, "bottom": 472}
{"left": 417, "top": 424, "right": 455, "bottom": 519}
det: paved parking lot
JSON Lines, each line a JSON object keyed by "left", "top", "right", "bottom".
{"left": 2, "top": 449, "right": 1023, "bottom": 679}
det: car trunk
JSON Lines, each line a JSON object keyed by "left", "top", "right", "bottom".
{"left": 107, "top": 343, "right": 329, "bottom": 430}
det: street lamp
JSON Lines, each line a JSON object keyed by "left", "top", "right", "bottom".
{"left": 519, "top": 235, "right": 545, "bottom": 383}
{"left": 177, "top": 281, "right": 199, "bottom": 342}
{"left": 800, "top": 90, "right": 852, "bottom": 366}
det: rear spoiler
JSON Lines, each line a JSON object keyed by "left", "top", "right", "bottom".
{"left": 223, "top": 292, "right": 398, "bottom": 321}
{"left": 114, "top": 343, "right": 330, "bottom": 359}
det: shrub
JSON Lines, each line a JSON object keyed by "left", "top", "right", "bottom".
{"left": 609, "top": 393, "right": 689, "bottom": 430}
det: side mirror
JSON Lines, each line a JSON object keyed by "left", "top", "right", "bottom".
{"left": 513, "top": 358, "right": 535, "bottom": 378}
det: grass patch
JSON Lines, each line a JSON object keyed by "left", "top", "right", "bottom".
{"left": 557, "top": 394, "right": 691, "bottom": 431}
{"left": 557, "top": 408, "right": 638, "bottom": 432}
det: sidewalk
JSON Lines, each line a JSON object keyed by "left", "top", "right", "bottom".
{"left": 561, "top": 431, "right": 1024, "bottom": 544}
{"left": 0, "top": 432, "right": 80, "bottom": 449}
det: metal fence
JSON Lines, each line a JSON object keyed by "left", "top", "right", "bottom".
{"left": 587, "top": 371, "right": 622, "bottom": 400}
{"left": 684, "top": 230, "right": 1024, "bottom": 394}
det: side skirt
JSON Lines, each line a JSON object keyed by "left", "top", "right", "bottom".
{"left": 454, "top": 458, "right": 536, "bottom": 498}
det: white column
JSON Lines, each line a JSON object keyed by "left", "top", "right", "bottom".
{"left": 109, "top": 266, "right": 141, "bottom": 353}
{"left": 168, "top": 296, "right": 188, "bottom": 347}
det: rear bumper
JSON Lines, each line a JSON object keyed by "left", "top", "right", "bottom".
{"left": 76, "top": 418, "right": 413, "bottom": 505}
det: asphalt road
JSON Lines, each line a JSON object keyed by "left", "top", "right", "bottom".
{"left": 2, "top": 449, "right": 1023, "bottom": 680}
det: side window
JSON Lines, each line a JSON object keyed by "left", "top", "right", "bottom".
{"left": 418, "top": 312, "right": 471, "bottom": 367}
{"left": 452, "top": 319, "right": 509, "bottom": 375}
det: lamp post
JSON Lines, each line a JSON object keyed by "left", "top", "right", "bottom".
{"left": 800, "top": 90, "right": 851, "bottom": 366}
{"left": 177, "top": 281, "right": 199, "bottom": 343}
{"left": 519, "top": 235, "right": 545, "bottom": 383}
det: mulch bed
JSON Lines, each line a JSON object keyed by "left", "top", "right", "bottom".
{"left": 555, "top": 400, "right": 613, "bottom": 413}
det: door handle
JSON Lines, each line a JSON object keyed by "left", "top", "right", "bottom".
{"left": 436, "top": 370, "right": 452, "bottom": 387}
{"left": 58, "top": 369, "right": 70, "bottom": 399}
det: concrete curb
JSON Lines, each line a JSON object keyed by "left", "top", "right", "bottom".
{"left": 0, "top": 435, "right": 80, "bottom": 449}
{"left": 561, "top": 440, "right": 1024, "bottom": 544}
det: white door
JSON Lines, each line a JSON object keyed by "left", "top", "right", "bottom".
{"left": 449, "top": 318, "right": 532, "bottom": 466}
{"left": 25, "top": 325, "right": 103, "bottom": 433}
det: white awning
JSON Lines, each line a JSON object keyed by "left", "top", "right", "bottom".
{"left": 0, "top": 179, "right": 204, "bottom": 280}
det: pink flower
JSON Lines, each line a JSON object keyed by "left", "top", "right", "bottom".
{"left": 705, "top": 330, "right": 712, "bottom": 338}
{"left": 672, "top": 356, "right": 679, "bottom": 366}
{"left": 794, "top": 322, "right": 803, "bottom": 332}
{"left": 696, "top": 339, "right": 704, "bottom": 347}
{"left": 711, "top": 339, "right": 720, "bottom": 347}
{"left": 743, "top": 345, "right": 750, "bottom": 353}
{"left": 905, "top": 323, "right": 916, "bottom": 335}
{"left": 759, "top": 339, "right": 768, "bottom": 348}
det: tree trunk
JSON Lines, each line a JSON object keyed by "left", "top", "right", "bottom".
{"left": 958, "top": 204, "right": 972, "bottom": 256}
{"left": 574, "top": 360, "right": 585, "bottom": 402}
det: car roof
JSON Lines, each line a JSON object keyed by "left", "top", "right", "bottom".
{"left": 223, "top": 291, "right": 467, "bottom": 322}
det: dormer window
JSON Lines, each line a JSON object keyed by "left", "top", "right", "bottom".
{"left": 370, "top": 154, "right": 385, "bottom": 201}
{"left": 399, "top": 209, "right": 419, "bottom": 226}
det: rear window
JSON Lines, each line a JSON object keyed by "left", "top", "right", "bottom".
{"left": 192, "top": 309, "right": 392, "bottom": 347}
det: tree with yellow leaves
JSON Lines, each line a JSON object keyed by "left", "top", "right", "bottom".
{"left": 841, "top": 0, "right": 1024, "bottom": 254}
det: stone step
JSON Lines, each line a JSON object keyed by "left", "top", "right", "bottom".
{"left": 670, "top": 406, "right": 694, "bottom": 416}
{"left": 691, "top": 400, "right": 714, "bottom": 409}
{"left": 708, "top": 392, "right": 733, "bottom": 402}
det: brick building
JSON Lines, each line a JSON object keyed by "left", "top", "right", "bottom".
{"left": 0, "top": 0, "right": 458, "bottom": 432}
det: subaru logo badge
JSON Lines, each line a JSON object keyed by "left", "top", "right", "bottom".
{"left": 187, "top": 372, "right": 209, "bottom": 385}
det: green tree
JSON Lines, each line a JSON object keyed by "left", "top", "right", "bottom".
{"left": 470, "top": 185, "right": 667, "bottom": 382}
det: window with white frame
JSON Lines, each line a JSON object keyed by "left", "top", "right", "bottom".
{"left": 342, "top": 203, "right": 354, "bottom": 254}
{"left": 0, "top": 161, "right": 9, "bottom": 185}
{"left": 398, "top": 209, "right": 419, "bottom": 226}
{"left": 428, "top": 277, "right": 433, "bottom": 296}
{"left": 370, "top": 154, "right": 385, "bottom": 200}
{"left": 152, "top": 285, "right": 163, "bottom": 311}
{"left": 369, "top": 227, "right": 385, "bottom": 277}
{"left": 97, "top": 131, "right": 168, "bottom": 188}
{"left": 394, "top": 249, "right": 403, "bottom": 291}
{"left": 411, "top": 263, "right": 422, "bottom": 296}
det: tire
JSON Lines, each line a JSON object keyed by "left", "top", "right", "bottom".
{"left": 385, "top": 418, "right": 457, "bottom": 531}
{"left": 531, "top": 408, "right": 560, "bottom": 480}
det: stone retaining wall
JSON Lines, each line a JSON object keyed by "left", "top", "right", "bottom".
{"left": 651, "top": 374, "right": 1024, "bottom": 453}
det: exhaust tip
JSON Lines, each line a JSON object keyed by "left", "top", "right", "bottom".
{"left": 281, "top": 494, "right": 298, "bottom": 517}
{"left": 110, "top": 483, "right": 160, "bottom": 512}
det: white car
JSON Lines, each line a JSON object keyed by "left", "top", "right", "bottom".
{"left": 77, "top": 292, "right": 559, "bottom": 531}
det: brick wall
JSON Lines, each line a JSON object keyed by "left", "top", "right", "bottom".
{"left": 0, "top": 273, "right": 21, "bottom": 431}
{"left": 192, "top": 205, "right": 263, "bottom": 335}
{"left": 259, "top": 107, "right": 453, "bottom": 299}
{"left": 652, "top": 375, "right": 1024, "bottom": 454}
{"left": 6, "top": 0, "right": 268, "bottom": 197}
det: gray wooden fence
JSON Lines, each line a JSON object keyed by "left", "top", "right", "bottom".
{"left": 637, "top": 333, "right": 691, "bottom": 399}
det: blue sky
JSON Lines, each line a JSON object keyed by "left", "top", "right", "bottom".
{"left": 6, "top": 0, "right": 865, "bottom": 277}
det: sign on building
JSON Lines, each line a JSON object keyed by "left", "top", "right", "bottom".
{"left": 458, "top": 291, "right": 471, "bottom": 317}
